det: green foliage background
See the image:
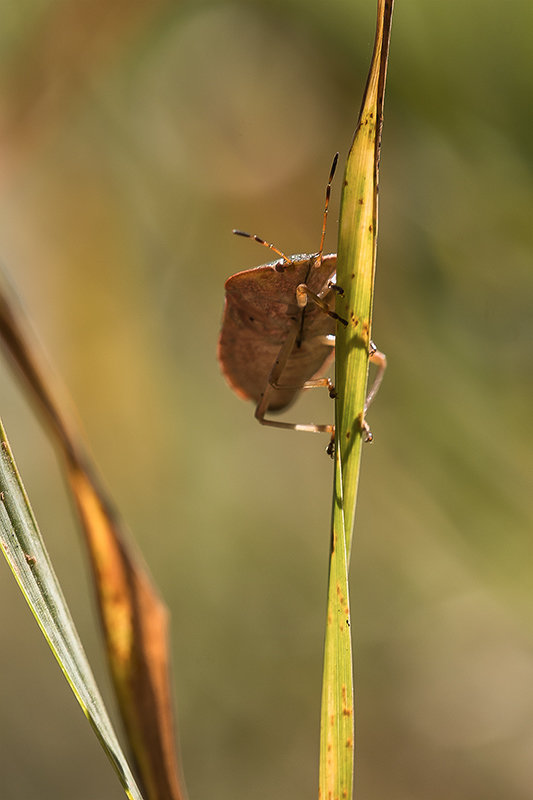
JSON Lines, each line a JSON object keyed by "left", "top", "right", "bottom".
{"left": 0, "top": 2, "right": 531, "bottom": 799}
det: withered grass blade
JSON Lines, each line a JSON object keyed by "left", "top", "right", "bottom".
{"left": 0, "top": 269, "right": 187, "bottom": 800}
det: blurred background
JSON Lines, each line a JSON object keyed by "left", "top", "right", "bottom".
{"left": 0, "top": 1, "right": 532, "bottom": 798}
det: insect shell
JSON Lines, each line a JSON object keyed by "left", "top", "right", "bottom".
{"left": 218, "top": 251, "right": 338, "bottom": 414}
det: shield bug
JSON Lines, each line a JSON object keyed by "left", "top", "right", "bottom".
{"left": 218, "top": 154, "right": 386, "bottom": 445}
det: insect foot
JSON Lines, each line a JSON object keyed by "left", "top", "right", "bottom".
{"left": 327, "top": 281, "right": 345, "bottom": 295}
{"left": 362, "top": 420, "right": 373, "bottom": 443}
{"left": 326, "top": 437, "right": 336, "bottom": 458}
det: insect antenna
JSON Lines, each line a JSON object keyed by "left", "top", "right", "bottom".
{"left": 232, "top": 229, "right": 291, "bottom": 264}
{"left": 318, "top": 152, "right": 339, "bottom": 259}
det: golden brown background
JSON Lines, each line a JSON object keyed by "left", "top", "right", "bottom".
{"left": 0, "top": 1, "right": 532, "bottom": 798}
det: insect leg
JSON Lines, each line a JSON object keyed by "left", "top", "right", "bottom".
{"left": 365, "top": 341, "right": 387, "bottom": 411}
{"left": 296, "top": 284, "right": 348, "bottom": 326}
{"left": 254, "top": 325, "right": 334, "bottom": 434}
{"left": 255, "top": 384, "right": 334, "bottom": 433}
{"left": 272, "top": 376, "right": 337, "bottom": 398}
{"left": 358, "top": 342, "right": 387, "bottom": 443}
{"left": 253, "top": 340, "right": 385, "bottom": 439}
{"left": 255, "top": 406, "right": 334, "bottom": 435}
{"left": 327, "top": 280, "right": 344, "bottom": 296}
{"left": 314, "top": 334, "right": 335, "bottom": 347}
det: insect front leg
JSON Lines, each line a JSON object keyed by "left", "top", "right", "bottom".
{"left": 295, "top": 284, "right": 348, "bottom": 327}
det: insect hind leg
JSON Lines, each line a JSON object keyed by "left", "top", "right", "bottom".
{"left": 253, "top": 326, "right": 334, "bottom": 435}
{"left": 365, "top": 341, "right": 387, "bottom": 411}
{"left": 254, "top": 392, "right": 334, "bottom": 435}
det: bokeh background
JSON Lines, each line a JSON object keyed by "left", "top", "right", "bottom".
{"left": 0, "top": 1, "right": 532, "bottom": 798}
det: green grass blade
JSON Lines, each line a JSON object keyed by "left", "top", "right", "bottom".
{"left": 319, "top": 457, "right": 354, "bottom": 800}
{"left": 319, "top": 2, "right": 394, "bottom": 798}
{"left": 335, "top": 0, "right": 394, "bottom": 553}
{"left": 0, "top": 418, "right": 144, "bottom": 800}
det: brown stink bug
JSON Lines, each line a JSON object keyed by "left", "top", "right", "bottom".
{"left": 218, "top": 155, "right": 386, "bottom": 445}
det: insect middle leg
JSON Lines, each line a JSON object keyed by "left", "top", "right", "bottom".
{"left": 254, "top": 285, "right": 386, "bottom": 436}
{"left": 272, "top": 376, "right": 336, "bottom": 398}
{"left": 255, "top": 344, "right": 386, "bottom": 442}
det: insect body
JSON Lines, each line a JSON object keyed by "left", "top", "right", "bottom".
{"left": 218, "top": 155, "right": 386, "bottom": 440}
{"left": 218, "top": 250, "right": 340, "bottom": 433}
